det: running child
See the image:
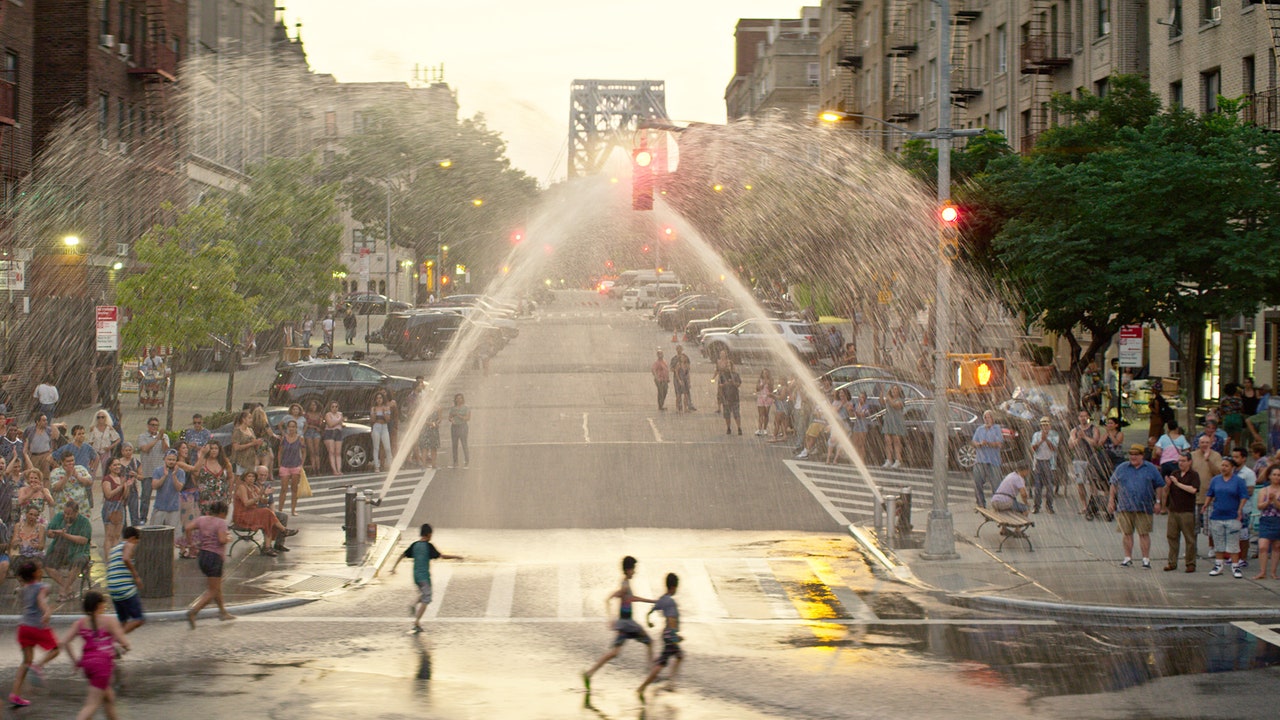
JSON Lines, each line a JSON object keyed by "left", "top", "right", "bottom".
{"left": 9, "top": 559, "right": 60, "bottom": 707}
{"left": 59, "top": 590, "right": 130, "bottom": 720}
{"left": 638, "top": 572, "right": 683, "bottom": 701}
{"left": 583, "top": 555, "right": 656, "bottom": 690}
{"left": 390, "top": 523, "right": 464, "bottom": 634}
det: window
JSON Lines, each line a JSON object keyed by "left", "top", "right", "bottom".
{"left": 995, "top": 106, "right": 1008, "bottom": 136}
{"left": 97, "top": 93, "right": 109, "bottom": 136}
{"left": 1075, "top": 0, "right": 1085, "bottom": 49}
{"left": 1168, "top": 0, "right": 1183, "bottom": 37}
{"left": 2, "top": 52, "right": 16, "bottom": 119}
{"left": 117, "top": 98, "right": 126, "bottom": 142}
{"left": 1095, "top": 77, "right": 1109, "bottom": 97}
{"left": 352, "top": 228, "right": 374, "bottom": 254}
{"left": 324, "top": 110, "right": 337, "bottom": 136}
{"left": 99, "top": 0, "right": 110, "bottom": 39}
{"left": 996, "top": 25, "right": 1007, "bottom": 73}
{"left": 928, "top": 59, "right": 937, "bottom": 100}
{"left": 1202, "top": 68, "right": 1221, "bottom": 113}
{"left": 350, "top": 365, "right": 382, "bottom": 383}
{"left": 1170, "top": 80, "right": 1183, "bottom": 108}
{"left": 1097, "top": 0, "right": 1111, "bottom": 36}
{"left": 1202, "top": 0, "right": 1221, "bottom": 23}
{"left": 807, "top": 62, "right": 819, "bottom": 86}
{"left": 1243, "top": 55, "right": 1256, "bottom": 95}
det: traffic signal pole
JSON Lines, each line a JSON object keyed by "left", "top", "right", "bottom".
{"left": 923, "top": 0, "right": 961, "bottom": 560}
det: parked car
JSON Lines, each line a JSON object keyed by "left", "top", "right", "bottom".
{"left": 821, "top": 364, "right": 897, "bottom": 386}
{"left": 339, "top": 293, "right": 412, "bottom": 315}
{"left": 862, "top": 399, "right": 1020, "bottom": 470}
{"left": 657, "top": 294, "right": 725, "bottom": 331}
{"left": 700, "top": 318, "right": 821, "bottom": 365}
{"left": 651, "top": 290, "right": 702, "bottom": 318}
{"left": 379, "top": 311, "right": 464, "bottom": 361}
{"left": 208, "top": 406, "right": 374, "bottom": 473}
{"left": 834, "top": 377, "right": 931, "bottom": 406}
{"left": 268, "top": 359, "right": 417, "bottom": 416}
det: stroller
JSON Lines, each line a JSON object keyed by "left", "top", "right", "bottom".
{"left": 1083, "top": 455, "right": 1115, "bottom": 522}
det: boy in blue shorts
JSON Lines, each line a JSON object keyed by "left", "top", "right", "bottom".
{"left": 583, "top": 555, "right": 655, "bottom": 690}
{"left": 638, "top": 573, "right": 682, "bottom": 701}
{"left": 390, "top": 523, "right": 463, "bottom": 633}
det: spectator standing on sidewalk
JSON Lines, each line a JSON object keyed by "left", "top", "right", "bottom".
{"left": 1194, "top": 417, "right": 1227, "bottom": 455}
{"left": 150, "top": 450, "right": 185, "bottom": 530}
{"left": 0, "top": 421, "right": 26, "bottom": 472}
{"left": 825, "top": 326, "right": 844, "bottom": 363}
{"left": 1030, "top": 418, "right": 1058, "bottom": 514}
{"left": 1231, "top": 447, "right": 1259, "bottom": 566}
{"left": 1108, "top": 444, "right": 1166, "bottom": 569}
{"left": 448, "top": 394, "right": 471, "bottom": 469}
{"left": 342, "top": 306, "right": 357, "bottom": 346}
{"left": 1190, "top": 434, "right": 1224, "bottom": 556}
{"left": 31, "top": 377, "right": 59, "bottom": 423}
{"left": 717, "top": 362, "right": 742, "bottom": 436}
{"left": 1204, "top": 457, "right": 1249, "bottom": 578}
{"left": 1153, "top": 423, "right": 1190, "bottom": 477}
{"left": 651, "top": 350, "right": 669, "bottom": 412}
{"left": 321, "top": 313, "right": 335, "bottom": 347}
{"left": 49, "top": 452, "right": 93, "bottom": 513}
{"left": 86, "top": 412, "right": 119, "bottom": 476}
{"left": 136, "top": 417, "right": 169, "bottom": 524}
{"left": 301, "top": 316, "right": 314, "bottom": 347}
{"left": 753, "top": 370, "right": 774, "bottom": 436}
{"left": 671, "top": 346, "right": 693, "bottom": 413}
{"left": 970, "top": 410, "right": 1004, "bottom": 506}
{"left": 1162, "top": 451, "right": 1201, "bottom": 572}
{"left": 52, "top": 425, "right": 95, "bottom": 482}
{"left": 1252, "top": 464, "right": 1280, "bottom": 580}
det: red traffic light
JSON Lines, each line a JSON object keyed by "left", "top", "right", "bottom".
{"left": 634, "top": 149, "right": 653, "bottom": 168}
{"left": 511, "top": 230, "right": 524, "bottom": 244}
{"left": 940, "top": 201, "right": 960, "bottom": 224}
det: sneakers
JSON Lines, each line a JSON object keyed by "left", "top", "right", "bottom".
{"left": 8, "top": 694, "right": 29, "bottom": 707}
{"left": 881, "top": 459, "right": 892, "bottom": 468}
{"left": 891, "top": 460, "right": 901, "bottom": 468}
{"left": 1209, "top": 564, "right": 1224, "bottom": 576}
{"left": 1141, "top": 558, "right": 1151, "bottom": 569}
{"left": 1233, "top": 565, "right": 1244, "bottom": 579}
{"left": 1235, "top": 559, "right": 1248, "bottom": 569}
{"left": 411, "top": 624, "right": 423, "bottom": 634}
{"left": 1120, "top": 558, "right": 1133, "bottom": 567}
{"left": 795, "top": 450, "right": 809, "bottom": 459}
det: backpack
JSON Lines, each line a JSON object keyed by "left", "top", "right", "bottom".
{"left": 1157, "top": 396, "right": 1176, "bottom": 427}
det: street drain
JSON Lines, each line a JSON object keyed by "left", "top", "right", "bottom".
{"left": 284, "top": 576, "right": 350, "bottom": 593}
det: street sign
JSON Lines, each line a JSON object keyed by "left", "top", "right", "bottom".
{"left": 1118, "top": 324, "right": 1144, "bottom": 368}
{"left": 0, "top": 260, "right": 25, "bottom": 291}
{"left": 96, "top": 305, "right": 119, "bottom": 352}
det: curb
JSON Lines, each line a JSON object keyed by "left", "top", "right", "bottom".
{"left": 0, "top": 595, "right": 316, "bottom": 624}
{"left": 951, "top": 593, "right": 1280, "bottom": 626}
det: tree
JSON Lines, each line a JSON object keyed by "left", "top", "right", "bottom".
{"left": 973, "top": 76, "right": 1280, "bottom": 412}
{"left": 332, "top": 101, "right": 539, "bottom": 298}
{"left": 116, "top": 203, "right": 253, "bottom": 428}
{"left": 219, "top": 156, "right": 344, "bottom": 326}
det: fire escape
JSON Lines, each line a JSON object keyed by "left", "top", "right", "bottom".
{"left": 1246, "top": 1, "right": 1280, "bottom": 130}
{"left": 886, "top": 0, "right": 920, "bottom": 122}
{"left": 949, "top": 0, "right": 983, "bottom": 117}
{"left": 128, "top": 0, "right": 178, "bottom": 166}
{"left": 1019, "top": 0, "right": 1071, "bottom": 152}
{"left": 835, "top": 0, "right": 863, "bottom": 114}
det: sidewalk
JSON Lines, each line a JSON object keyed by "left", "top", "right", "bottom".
{"left": 883, "top": 503, "right": 1280, "bottom": 624}
{"left": 0, "top": 515, "right": 401, "bottom": 621}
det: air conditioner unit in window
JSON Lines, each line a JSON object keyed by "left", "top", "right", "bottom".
{"left": 1101, "top": 21, "right": 1111, "bottom": 35}
{"left": 117, "top": 43, "right": 129, "bottom": 58}
{"left": 1211, "top": 5, "right": 1221, "bottom": 22}
{"left": 98, "top": 137, "right": 110, "bottom": 151}
{"left": 118, "top": 141, "right": 128, "bottom": 155}
{"left": 116, "top": 243, "right": 130, "bottom": 257}
{"left": 100, "top": 34, "right": 115, "bottom": 48}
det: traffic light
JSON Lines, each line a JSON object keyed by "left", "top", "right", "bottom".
{"left": 950, "top": 353, "right": 1007, "bottom": 393}
{"left": 662, "top": 226, "right": 675, "bottom": 240}
{"left": 510, "top": 230, "right": 524, "bottom": 244}
{"left": 939, "top": 199, "right": 960, "bottom": 261}
{"left": 632, "top": 146, "right": 654, "bottom": 211}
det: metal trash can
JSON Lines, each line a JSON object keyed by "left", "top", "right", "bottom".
{"left": 135, "top": 525, "right": 174, "bottom": 598}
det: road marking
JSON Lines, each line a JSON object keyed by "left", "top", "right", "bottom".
{"left": 647, "top": 418, "right": 663, "bottom": 443}
{"left": 421, "top": 564, "right": 453, "bottom": 620}
{"left": 746, "top": 558, "right": 800, "bottom": 619}
{"left": 558, "top": 564, "right": 582, "bottom": 619}
{"left": 784, "top": 460, "right": 852, "bottom": 526}
{"left": 1234, "top": 621, "right": 1280, "bottom": 648}
{"left": 582, "top": 413, "right": 590, "bottom": 443}
{"left": 807, "top": 558, "right": 878, "bottom": 622}
{"left": 238, "top": 615, "right": 1060, "bottom": 627}
{"left": 681, "top": 559, "right": 728, "bottom": 620}
{"left": 394, "top": 469, "right": 434, "bottom": 531}
{"left": 485, "top": 563, "right": 517, "bottom": 618}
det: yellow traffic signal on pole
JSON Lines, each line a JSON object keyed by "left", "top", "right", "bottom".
{"left": 949, "top": 353, "right": 1006, "bottom": 393}
{"left": 939, "top": 199, "right": 960, "bottom": 261}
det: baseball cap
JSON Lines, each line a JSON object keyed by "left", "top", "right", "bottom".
{"left": 1128, "top": 444, "right": 1146, "bottom": 455}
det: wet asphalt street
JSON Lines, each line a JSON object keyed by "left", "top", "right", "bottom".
{"left": 6, "top": 291, "right": 1280, "bottom": 719}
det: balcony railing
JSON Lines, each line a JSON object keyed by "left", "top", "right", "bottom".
{"left": 1243, "top": 87, "right": 1280, "bottom": 132}
{"left": 1020, "top": 33, "right": 1072, "bottom": 74}
{"left": 886, "top": 97, "right": 921, "bottom": 121}
{"left": 0, "top": 79, "right": 13, "bottom": 125}
{"left": 128, "top": 42, "right": 177, "bottom": 81}
{"left": 950, "top": 66, "right": 984, "bottom": 98}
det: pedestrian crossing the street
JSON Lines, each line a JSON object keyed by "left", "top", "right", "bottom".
{"left": 785, "top": 460, "right": 972, "bottom": 526}
{"left": 292, "top": 468, "right": 432, "bottom": 530}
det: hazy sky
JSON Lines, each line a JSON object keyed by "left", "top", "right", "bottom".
{"left": 281, "top": 1, "right": 807, "bottom": 185}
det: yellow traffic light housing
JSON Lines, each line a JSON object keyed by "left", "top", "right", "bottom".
{"left": 949, "top": 353, "right": 1006, "bottom": 394}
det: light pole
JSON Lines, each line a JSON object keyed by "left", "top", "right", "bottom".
{"left": 821, "top": 0, "right": 982, "bottom": 559}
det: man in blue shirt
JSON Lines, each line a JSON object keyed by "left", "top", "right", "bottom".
{"left": 1204, "top": 456, "right": 1250, "bottom": 578}
{"left": 1193, "top": 417, "right": 1228, "bottom": 455}
{"left": 51, "top": 425, "right": 95, "bottom": 474}
{"left": 1108, "top": 443, "right": 1166, "bottom": 569}
{"left": 970, "top": 411, "right": 1004, "bottom": 507}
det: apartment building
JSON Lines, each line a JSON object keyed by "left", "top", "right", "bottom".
{"left": 816, "top": 0, "right": 1149, "bottom": 152}
{"left": 726, "top": 8, "right": 823, "bottom": 122}
{"left": 0, "top": 0, "right": 35, "bottom": 217}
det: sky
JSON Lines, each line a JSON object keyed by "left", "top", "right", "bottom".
{"left": 280, "top": 1, "right": 808, "bottom": 185}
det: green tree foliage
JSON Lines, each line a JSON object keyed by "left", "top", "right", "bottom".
{"left": 218, "top": 155, "right": 344, "bottom": 324}
{"left": 116, "top": 202, "right": 253, "bottom": 425}
{"left": 332, "top": 101, "right": 539, "bottom": 293}
{"left": 971, "top": 75, "right": 1280, "bottom": 401}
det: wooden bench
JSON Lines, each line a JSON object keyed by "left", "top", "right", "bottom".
{"left": 975, "top": 506, "right": 1035, "bottom": 552}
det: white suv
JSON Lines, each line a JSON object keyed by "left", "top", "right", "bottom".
{"left": 701, "top": 318, "right": 821, "bottom": 365}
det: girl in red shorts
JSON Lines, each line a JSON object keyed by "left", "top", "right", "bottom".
{"left": 9, "top": 559, "right": 59, "bottom": 707}
{"left": 59, "top": 590, "right": 130, "bottom": 719}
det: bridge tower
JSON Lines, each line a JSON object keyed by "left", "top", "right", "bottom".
{"left": 568, "top": 79, "right": 668, "bottom": 177}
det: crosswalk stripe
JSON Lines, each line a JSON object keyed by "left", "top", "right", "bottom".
{"left": 422, "top": 564, "right": 452, "bottom": 620}
{"left": 807, "top": 558, "right": 878, "bottom": 622}
{"left": 746, "top": 558, "right": 800, "bottom": 619}
{"left": 681, "top": 559, "right": 728, "bottom": 620}
{"left": 484, "top": 564, "right": 517, "bottom": 618}
{"left": 558, "top": 564, "right": 582, "bottom": 619}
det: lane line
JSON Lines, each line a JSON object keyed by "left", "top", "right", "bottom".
{"left": 558, "top": 563, "right": 582, "bottom": 619}
{"left": 421, "top": 564, "right": 453, "bottom": 620}
{"left": 783, "top": 460, "right": 851, "bottom": 526}
{"left": 647, "top": 418, "right": 663, "bottom": 443}
{"left": 582, "top": 413, "right": 590, "bottom": 443}
{"left": 485, "top": 563, "right": 517, "bottom": 618}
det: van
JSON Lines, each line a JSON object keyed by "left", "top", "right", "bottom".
{"left": 632, "top": 283, "right": 683, "bottom": 309}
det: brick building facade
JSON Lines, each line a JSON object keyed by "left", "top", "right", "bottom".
{"left": 726, "top": 10, "right": 823, "bottom": 121}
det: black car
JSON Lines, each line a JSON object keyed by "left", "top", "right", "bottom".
{"left": 821, "top": 364, "right": 897, "bottom": 386}
{"left": 268, "top": 359, "right": 417, "bottom": 416}
{"left": 340, "top": 293, "right": 412, "bottom": 315}
{"left": 208, "top": 406, "right": 374, "bottom": 472}
{"left": 862, "top": 399, "right": 1020, "bottom": 470}
{"left": 835, "top": 378, "right": 931, "bottom": 406}
{"left": 658, "top": 294, "right": 724, "bottom": 331}
{"left": 380, "top": 311, "right": 465, "bottom": 361}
